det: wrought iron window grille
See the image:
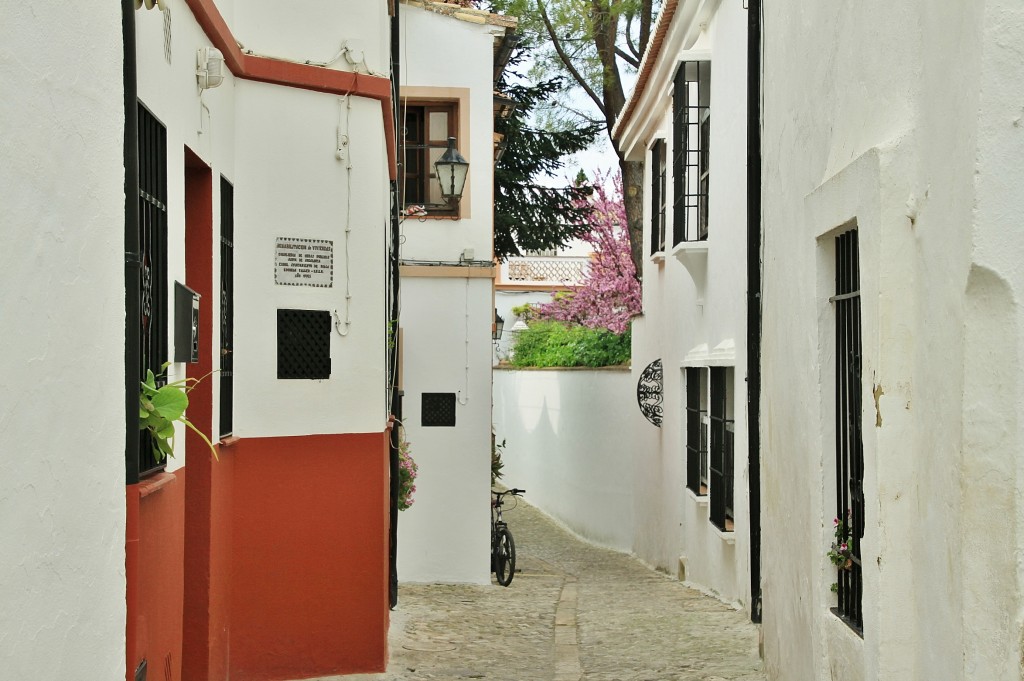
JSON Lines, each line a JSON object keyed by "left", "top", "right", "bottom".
{"left": 672, "top": 61, "right": 711, "bottom": 246}
{"left": 219, "top": 177, "right": 234, "bottom": 438}
{"left": 708, "top": 366, "right": 734, "bottom": 532}
{"left": 832, "top": 227, "right": 864, "bottom": 635}
{"left": 649, "top": 140, "right": 668, "bottom": 255}
{"left": 637, "top": 359, "right": 664, "bottom": 427}
{"left": 136, "top": 103, "right": 169, "bottom": 481}
{"left": 685, "top": 367, "right": 708, "bottom": 495}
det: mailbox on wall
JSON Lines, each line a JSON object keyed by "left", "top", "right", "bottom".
{"left": 174, "top": 282, "right": 201, "bottom": 363}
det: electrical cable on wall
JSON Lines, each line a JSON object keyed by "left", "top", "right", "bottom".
{"left": 457, "top": 276, "right": 470, "bottom": 405}
{"left": 334, "top": 94, "right": 354, "bottom": 337}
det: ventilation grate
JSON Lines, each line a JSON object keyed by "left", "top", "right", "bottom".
{"left": 422, "top": 393, "right": 456, "bottom": 427}
{"left": 277, "top": 309, "right": 331, "bottom": 379}
{"left": 162, "top": 6, "right": 172, "bottom": 64}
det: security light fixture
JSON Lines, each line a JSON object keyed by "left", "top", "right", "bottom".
{"left": 434, "top": 137, "right": 469, "bottom": 204}
{"left": 197, "top": 47, "right": 225, "bottom": 90}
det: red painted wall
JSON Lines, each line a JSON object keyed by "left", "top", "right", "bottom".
{"left": 126, "top": 472, "right": 186, "bottom": 681}
{"left": 182, "top": 149, "right": 236, "bottom": 681}
{"left": 228, "top": 432, "right": 391, "bottom": 680}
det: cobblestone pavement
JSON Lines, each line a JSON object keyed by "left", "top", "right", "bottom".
{"left": 349, "top": 497, "right": 765, "bottom": 681}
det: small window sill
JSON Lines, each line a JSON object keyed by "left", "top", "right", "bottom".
{"left": 404, "top": 213, "right": 463, "bottom": 221}
{"left": 672, "top": 240, "right": 708, "bottom": 281}
{"left": 218, "top": 435, "right": 240, "bottom": 448}
{"left": 651, "top": 251, "right": 666, "bottom": 265}
{"left": 135, "top": 471, "right": 177, "bottom": 498}
{"left": 686, "top": 488, "right": 709, "bottom": 505}
{"left": 711, "top": 518, "right": 736, "bottom": 544}
{"left": 829, "top": 607, "right": 864, "bottom": 639}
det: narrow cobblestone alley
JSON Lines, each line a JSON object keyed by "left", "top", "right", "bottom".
{"left": 348, "top": 497, "right": 765, "bottom": 681}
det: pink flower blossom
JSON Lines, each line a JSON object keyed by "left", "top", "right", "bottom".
{"left": 533, "top": 173, "right": 641, "bottom": 334}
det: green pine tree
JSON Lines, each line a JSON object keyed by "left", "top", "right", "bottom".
{"left": 494, "top": 50, "right": 601, "bottom": 260}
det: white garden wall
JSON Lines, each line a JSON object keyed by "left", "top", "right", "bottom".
{"left": 493, "top": 368, "right": 637, "bottom": 551}
{"left": 0, "top": 4, "right": 127, "bottom": 679}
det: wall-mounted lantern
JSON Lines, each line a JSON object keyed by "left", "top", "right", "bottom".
{"left": 493, "top": 312, "right": 505, "bottom": 341}
{"left": 434, "top": 137, "right": 469, "bottom": 203}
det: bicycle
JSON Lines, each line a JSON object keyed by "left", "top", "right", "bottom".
{"left": 491, "top": 488, "right": 525, "bottom": 586}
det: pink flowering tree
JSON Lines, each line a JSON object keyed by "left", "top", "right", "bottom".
{"left": 533, "top": 173, "right": 641, "bottom": 334}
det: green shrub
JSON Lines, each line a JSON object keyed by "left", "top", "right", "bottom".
{"left": 510, "top": 320, "right": 631, "bottom": 368}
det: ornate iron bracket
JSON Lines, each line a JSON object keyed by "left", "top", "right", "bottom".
{"left": 637, "top": 359, "right": 664, "bottom": 427}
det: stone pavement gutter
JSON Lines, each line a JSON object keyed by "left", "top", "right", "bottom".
{"left": 339, "top": 496, "right": 765, "bottom": 681}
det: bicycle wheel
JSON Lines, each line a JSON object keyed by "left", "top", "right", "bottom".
{"left": 494, "top": 527, "right": 516, "bottom": 586}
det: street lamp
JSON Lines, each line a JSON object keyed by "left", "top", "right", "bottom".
{"left": 434, "top": 137, "right": 469, "bottom": 204}
{"left": 493, "top": 312, "right": 505, "bottom": 341}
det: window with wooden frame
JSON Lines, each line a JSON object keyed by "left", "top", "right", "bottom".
{"left": 401, "top": 101, "right": 460, "bottom": 216}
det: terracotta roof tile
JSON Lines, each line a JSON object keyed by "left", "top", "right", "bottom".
{"left": 401, "top": 0, "right": 518, "bottom": 29}
{"left": 612, "top": 0, "right": 679, "bottom": 140}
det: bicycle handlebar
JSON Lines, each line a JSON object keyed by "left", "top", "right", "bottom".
{"left": 493, "top": 488, "right": 525, "bottom": 496}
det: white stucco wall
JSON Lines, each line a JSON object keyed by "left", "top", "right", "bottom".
{"left": 614, "top": 0, "right": 753, "bottom": 608}
{"left": 761, "top": 1, "right": 1024, "bottom": 679}
{"left": 233, "top": 1, "right": 389, "bottom": 78}
{"left": 233, "top": 82, "right": 388, "bottom": 437}
{"left": 397, "top": 276, "right": 495, "bottom": 583}
{"left": 493, "top": 369, "right": 637, "bottom": 551}
{"left": 0, "top": 4, "right": 127, "bottom": 679}
{"left": 394, "top": 4, "right": 502, "bottom": 583}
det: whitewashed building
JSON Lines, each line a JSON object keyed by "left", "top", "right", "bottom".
{"left": 5, "top": 2, "right": 398, "bottom": 680}
{"left": 760, "top": 1, "right": 1024, "bottom": 679}
{"left": 612, "top": 0, "right": 760, "bottom": 616}
{"left": 395, "top": 0, "right": 517, "bottom": 583}
{"left": 0, "top": 4, "right": 127, "bottom": 680}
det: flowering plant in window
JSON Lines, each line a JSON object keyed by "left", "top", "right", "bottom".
{"left": 828, "top": 510, "right": 853, "bottom": 592}
{"left": 397, "top": 432, "right": 418, "bottom": 511}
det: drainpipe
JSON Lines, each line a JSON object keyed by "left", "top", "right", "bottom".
{"left": 123, "top": 0, "right": 140, "bottom": 486}
{"left": 388, "top": 0, "right": 402, "bottom": 610}
{"left": 123, "top": 3, "right": 142, "bottom": 679}
{"left": 746, "top": 0, "right": 763, "bottom": 625}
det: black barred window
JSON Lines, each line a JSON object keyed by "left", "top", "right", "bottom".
{"left": 832, "top": 228, "right": 864, "bottom": 634}
{"left": 137, "top": 103, "right": 168, "bottom": 480}
{"left": 672, "top": 61, "right": 710, "bottom": 244}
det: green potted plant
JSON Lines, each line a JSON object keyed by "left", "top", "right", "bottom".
{"left": 827, "top": 510, "right": 853, "bottom": 592}
{"left": 139, "top": 365, "right": 218, "bottom": 462}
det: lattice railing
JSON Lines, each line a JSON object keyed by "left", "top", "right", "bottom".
{"left": 499, "top": 256, "right": 589, "bottom": 287}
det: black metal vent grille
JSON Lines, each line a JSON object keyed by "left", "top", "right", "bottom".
{"left": 277, "top": 309, "right": 331, "bottom": 379}
{"left": 422, "top": 393, "right": 456, "bottom": 427}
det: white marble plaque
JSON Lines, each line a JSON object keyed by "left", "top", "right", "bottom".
{"left": 274, "top": 237, "right": 334, "bottom": 288}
